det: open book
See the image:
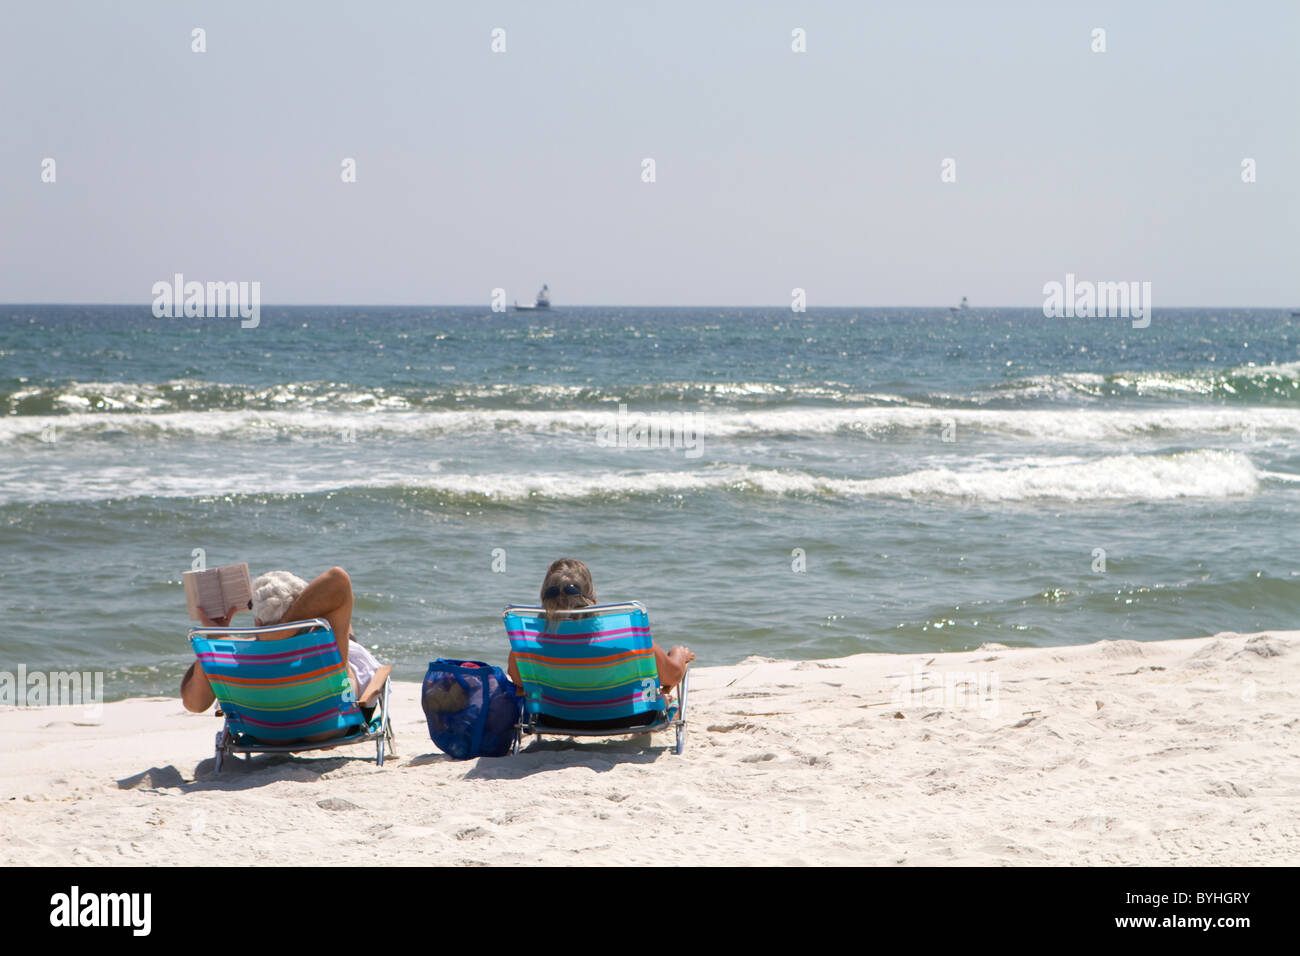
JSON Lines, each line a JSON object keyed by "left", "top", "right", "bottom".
{"left": 183, "top": 562, "right": 253, "bottom": 622}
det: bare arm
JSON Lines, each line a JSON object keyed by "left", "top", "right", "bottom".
{"left": 180, "top": 604, "right": 242, "bottom": 713}
{"left": 180, "top": 661, "right": 216, "bottom": 713}
{"left": 654, "top": 644, "right": 695, "bottom": 695}
{"left": 507, "top": 650, "right": 525, "bottom": 696}
{"left": 279, "top": 566, "right": 353, "bottom": 667}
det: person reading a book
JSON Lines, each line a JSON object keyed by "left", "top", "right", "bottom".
{"left": 180, "top": 566, "right": 381, "bottom": 717}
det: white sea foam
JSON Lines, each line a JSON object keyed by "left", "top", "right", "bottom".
{"left": 1228, "top": 360, "right": 1300, "bottom": 380}
{"left": 993, "top": 363, "right": 1300, "bottom": 401}
{"left": 797, "top": 450, "right": 1263, "bottom": 502}
{"left": 0, "top": 451, "right": 1272, "bottom": 506}
{"left": 5, "top": 405, "right": 1300, "bottom": 444}
{"left": 350, "top": 450, "right": 1269, "bottom": 503}
{"left": 4, "top": 378, "right": 905, "bottom": 414}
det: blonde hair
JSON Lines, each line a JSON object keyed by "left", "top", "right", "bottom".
{"left": 540, "top": 558, "right": 597, "bottom": 631}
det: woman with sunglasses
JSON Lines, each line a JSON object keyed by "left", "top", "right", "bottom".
{"left": 506, "top": 558, "right": 696, "bottom": 718}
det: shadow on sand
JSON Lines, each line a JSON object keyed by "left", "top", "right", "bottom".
{"left": 114, "top": 731, "right": 675, "bottom": 791}
{"left": 460, "top": 735, "right": 668, "bottom": 780}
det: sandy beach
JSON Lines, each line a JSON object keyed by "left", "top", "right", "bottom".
{"left": 2, "top": 630, "right": 1296, "bottom": 867}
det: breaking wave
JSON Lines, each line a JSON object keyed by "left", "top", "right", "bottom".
{"left": 1, "top": 451, "right": 1271, "bottom": 506}
{"left": 4, "top": 405, "right": 1299, "bottom": 445}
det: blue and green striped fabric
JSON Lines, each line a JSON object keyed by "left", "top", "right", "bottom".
{"left": 504, "top": 604, "right": 664, "bottom": 724}
{"left": 190, "top": 625, "right": 365, "bottom": 742}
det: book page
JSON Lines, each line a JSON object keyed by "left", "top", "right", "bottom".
{"left": 217, "top": 563, "right": 252, "bottom": 616}
{"left": 183, "top": 563, "right": 252, "bottom": 622}
{"left": 194, "top": 572, "right": 225, "bottom": 620}
{"left": 183, "top": 572, "right": 203, "bottom": 621}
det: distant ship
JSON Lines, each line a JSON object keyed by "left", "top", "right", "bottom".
{"left": 514, "top": 284, "right": 551, "bottom": 311}
{"left": 949, "top": 296, "right": 970, "bottom": 312}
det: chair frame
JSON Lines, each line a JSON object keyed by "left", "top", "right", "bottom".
{"left": 503, "top": 602, "right": 689, "bottom": 755}
{"left": 189, "top": 618, "right": 396, "bottom": 773}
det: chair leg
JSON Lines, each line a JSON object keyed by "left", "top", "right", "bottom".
{"left": 213, "top": 728, "right": 227, "bottom": 774}
{"left": 675, "top": 723, "right": 686, "bottom": 755}
{"left": 380, "top": 678, "right": 396, "bottom": 758}
{"left": 373, "top": 690, "right": 395, "bottom": 768}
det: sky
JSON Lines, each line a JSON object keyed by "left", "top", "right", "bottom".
{"left": 1, "top": 1, "right": 1296, "bottom": 307}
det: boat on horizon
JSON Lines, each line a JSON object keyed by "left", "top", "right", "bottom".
{"left": 514, "top": 284, "right": 551, "bottom": 311}
{"left": 949, "top": 296, "right": 970, "bottom": 312}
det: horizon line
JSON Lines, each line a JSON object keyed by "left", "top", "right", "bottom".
{"left": 2, "top": 302, "right": 1296, "bottom": 310}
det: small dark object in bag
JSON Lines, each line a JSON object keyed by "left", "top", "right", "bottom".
{"left": 421, "top": 659, "right": 522, "bottom": 759}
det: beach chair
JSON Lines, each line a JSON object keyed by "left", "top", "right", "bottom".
{"left": 188, "top": 618, "right": 396, "bottom": 773}
{"left": 503, "top": 602, "right": 689, "bottom": 755}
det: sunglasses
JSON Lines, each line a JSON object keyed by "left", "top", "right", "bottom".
{"left": 543, "top": 583, "right": 583, "bottom": 599}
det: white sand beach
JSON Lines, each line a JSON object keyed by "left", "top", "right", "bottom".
{"left": 2, "top": 631, "right": 1296, "bottom": 867}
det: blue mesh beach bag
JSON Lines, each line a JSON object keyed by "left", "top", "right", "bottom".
{"left": 421, "top": 659, "right": 522, "bottom": 759}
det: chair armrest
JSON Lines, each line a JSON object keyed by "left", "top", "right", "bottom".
{"left": 358, "top": 666, "right": 392, "bottom": 707}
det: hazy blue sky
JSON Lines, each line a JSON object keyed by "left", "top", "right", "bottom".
{"left": 1, "top": 1, "right": 1296, "bottom": 306}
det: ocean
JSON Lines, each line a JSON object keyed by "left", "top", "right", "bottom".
{"left": 3, "top": 305, "right": 1297, "bottom": 699}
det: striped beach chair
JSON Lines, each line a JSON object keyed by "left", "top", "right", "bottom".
{"left": 189, "top": 618, "right": 395, "bottom": 772}
{"left": 503, "top": 602, "right": 688, "bottom": 755}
